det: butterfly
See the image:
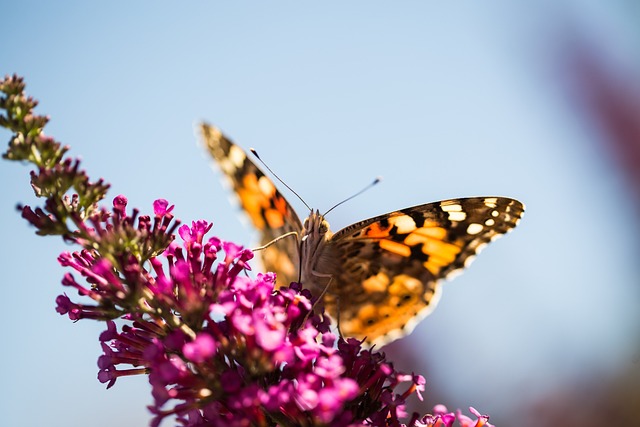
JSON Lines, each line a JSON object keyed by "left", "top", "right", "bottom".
{"left": 200, "top": 123, "right": 524, "bottom": 347}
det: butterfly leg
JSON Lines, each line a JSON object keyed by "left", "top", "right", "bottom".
{"left": 305, "top": 270, "right": 345, "bottom": 339}
{"left": 335, "top": 295, "right": 344, "bottom": 340}
{"left": 310, "top": 271, "right": 332, "bottom": 309}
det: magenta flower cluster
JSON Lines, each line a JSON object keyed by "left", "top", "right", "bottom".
{"left": 55, "top": 197, "right": 490, "bottom": 427}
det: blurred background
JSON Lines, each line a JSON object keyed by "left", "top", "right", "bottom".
{"left": 1, "top": 1, "right": 639, "bottom": 426}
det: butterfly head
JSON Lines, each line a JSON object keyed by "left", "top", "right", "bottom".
{"left": 301, "top": 210, "right": 331, "bottom": 242}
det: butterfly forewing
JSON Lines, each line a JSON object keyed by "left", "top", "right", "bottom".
{"left": 200, "top": 123, "right": 302, "bottom": 285}
{"left": 326, "top": 197, "right": 524, "bottom": 345}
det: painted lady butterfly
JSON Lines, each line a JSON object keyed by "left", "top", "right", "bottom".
{"left": 200, "top": 123, "right": 524, "bottom": 346}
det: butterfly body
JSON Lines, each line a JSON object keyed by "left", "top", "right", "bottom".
{"left": 298, "top": 210, "right": 336, "bottom": 295}
{"left": 200, "top": 123, "right": 524, "bottom": 346}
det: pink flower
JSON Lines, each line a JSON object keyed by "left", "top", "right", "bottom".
{"left": 183, "top": 333, "right": 216, "bottom": 363}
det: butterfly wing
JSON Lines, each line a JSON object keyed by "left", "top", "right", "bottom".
{"left": 326, "top": 197, "right": 524, "bottom": 346}
{"left": 200, "top": 123, "right": 302, "bottom": 285}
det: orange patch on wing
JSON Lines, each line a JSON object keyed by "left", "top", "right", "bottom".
{"left": 357, "top": 304, "right": 377, "bottom": 323}
{"left": 422, "top": 220, "right": 441, "bottom": 228}
{"left": 403, "top": 227, "right": 447, "bottom": 245}
{"left": 264, "top": 208, "right": 285, "bottom": 228}
{"left": 423, "top": 260, "right": 441, "bottom": 276}
{"left": 239, "top": 174, "right": 279, "bottom": 229}
{"left": 238, "top": 188, "right": 266, "bottom": 228}
{"left": 241, "top": 173, "right": 260, "bottom": 192}
{"left": 379, "top": 239, "right": 411, "bottom": 257}
{"left": 422, "top": 240, "right": 462, "bottom": 276}
{"left": 364, "top": 222, "right": 392, "bottom": 238}
{"left": 377, "top": 303, "right": 399, "bottom": 319}
{"left": 273, "top": 195, "right": 289, "bottom": 216}
{"left": 421, "top": 240, "right": 460, "bottom": 263}
{"left": 389, "top": 274, "right": 422, "bottom": 294}
{"left": 362, "top": 272, "right": 390, "bottom": 293}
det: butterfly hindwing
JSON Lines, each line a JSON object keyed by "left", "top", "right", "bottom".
{"left": 200, "top": 123, "right": 302, "bottom": 285}
{"left": 326, "top": 197, "right": 524, "bottom": 344}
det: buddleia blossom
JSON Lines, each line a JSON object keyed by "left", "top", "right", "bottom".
{"left": 1, "top": 74, "right": 494, "bottom": 427}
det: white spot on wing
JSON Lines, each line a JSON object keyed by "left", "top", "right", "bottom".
{"left": 446, "top": 269, "right": 463, "bottom": 281}
{"left": 484, "top": 198, "right": 498, "bottom": 208}
{"left": 258, "top": 175, "right": 275, "bottom": 195}
{"left": 218, "top": 158, "right": 236, "bottom": 175}
{"left": 463, "top": 254, "right": 477, "bottom": 267}
{"left": 441, "top": 202, "right": 478, "bottom": 221}
{"left": 466, "top": 223, "right": 483, "bottom": 235}
{"left": 441, "top": 203, "right": 463, "bottom": 212}
{"left": 448, "top": 211, "right": 466, "bottom": 221}
{"left": 393, "top": 215, "right": 416, "bottom": 233}
{"left": 228, "top": 145, "right": 246, "bottom": 168}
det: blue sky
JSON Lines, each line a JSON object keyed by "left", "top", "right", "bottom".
{"left": 2, "top": 2, "right": 639, "bottom": 426}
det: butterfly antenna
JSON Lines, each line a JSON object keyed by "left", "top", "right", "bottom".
{"left": 323, "top": 176, "right": 382, "bottom": 216}
{"left": 250, "top": 148, "right": 312, "bottom": 212}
